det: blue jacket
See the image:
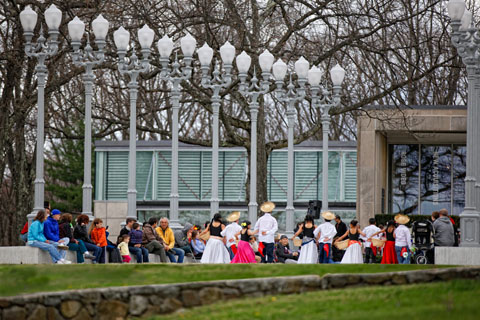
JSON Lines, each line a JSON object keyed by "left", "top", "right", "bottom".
{"left": 128, "top": 229, "right": 143, "bottom": 245}
{"left": 28, "top": 220, "right": 47, "bottom": 243}
{"left": 43, "top": 216, "right": 60, "bottom": 242}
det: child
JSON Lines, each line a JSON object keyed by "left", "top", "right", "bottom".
{"left": 128, "top": 222, "right": 143, "bottom": 247}
{"left": 89, "top": 218, "right": 107, "bottom": 263}
{"left": 118, "top": 235, "right": 131, "bottom": 263}
{"left": 190, "top": 230, "right": 205, "bottom": 258}
{"left": 231, "top": 221, "right": 258, "bottom": 264}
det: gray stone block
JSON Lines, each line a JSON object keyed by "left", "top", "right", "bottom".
{"left": 435, "top": 247, "right": 480, "bottom": 265}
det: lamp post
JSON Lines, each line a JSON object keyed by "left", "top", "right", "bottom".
{"left": 272, "top": 57, "right": 308, "bottom": 236}
{"left": 114, "top": 25, "right": 153, "bottom": 220}
{"left": 198, "top": 42, "right": 234, "bottom": 218}
{"left": 155, "top": 33, "right": 196, "bottom": 229}
{"left": 308, "top": 64, "right": 345, "bottom": 212}
{"left": 447, "top": 0, "right": 480, "bottom": 246}
{"left": 68, "top": 15, "right": 109, "bottom": 221}
{"left": 20, "top": 4, "right": 62, "bottom": 225}
{"left": 237, "top": 50, "right": 274, "bottom": 224}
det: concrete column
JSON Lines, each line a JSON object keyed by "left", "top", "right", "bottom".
{"left": 210, "top": 93, "right": 221, "bottom": 218}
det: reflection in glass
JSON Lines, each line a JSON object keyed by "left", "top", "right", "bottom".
{"left": 420, "top": 145, "right": 451, "bottom": 215}
{"left": 391, "top": 145, "right": 419, "bottom": 214}
{"left": 453, "top": 145, "right": 466, "bottom": 215}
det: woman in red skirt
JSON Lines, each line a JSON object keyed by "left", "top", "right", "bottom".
{"left": 231, "top": 221, "right": 258, "bottom": 264}
{"left": 370, "top": 220, "right": 398, "bottom": 264}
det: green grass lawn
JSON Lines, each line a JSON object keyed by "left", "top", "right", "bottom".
{"left": 0, "top": 263, "right": 451, "bottom": 297}
{"left": 153, "top": 278, "right": 480, "bottom": 320}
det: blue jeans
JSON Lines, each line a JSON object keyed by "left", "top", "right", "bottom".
{"left": 318, "top": 243, "right": 332, "bottom": 263}
{"left": 84, "top": 242, "right": 103, "bottom": 263}
{"left": 261, "top": 242, "right": 274, "bottom": 263}
{"left": 28, "top": 241, "right": 63, "bottom": 263}
{"left": 67, "top": 240, "right": 89, "bottom": 263}
{"left": 227, "top": 246, "right": 235, "bottom": 260}
{"left": 130, "top": 246, "right": 149, "bottom": 263}
{"left": 20, "top": 233, "right": 28, "bottom": 243}
{"left": 395, "top": 245, "right": 411, "bottom": 264}
{"left": 166, "top": 247, "right": 185, "bottom": 263}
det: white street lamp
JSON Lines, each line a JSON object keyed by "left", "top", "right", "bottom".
{"left": 157, "top": 35, "right": 174, "bottom": 58}
{"left": 447, "top": 0, "right": 466, "bottom": 21}
{"left": 259, "top": 49, "right": 274, "bottom": 73}
{"left": 236, "top": 51, "right": 251, "bottom": 74}
{"left": 44, "top": 4, "right": 62, "bottom": 31}
{"left": 138, "top": 25, "right": 154, "bottom": 49}
{"left": 180, "top": 33, "right": 197, "bottom": 56}
{"left": 198, "top": 43, "right": 213, "bottom": 66}
{"left": 307, "top": 66, "right": 323, "bottom": 87}
{"left": 272, "top": 59, "right": 288, "bottom": 82}
{"left": 294, "top": 56, "right": 309, "bottom": 79}
{"left": 114, "top": 27, "right": 130, "bottom": 52}
{"left": 220, "top": 41, "right": 235, "bottom": 65}
{"left": 92, "top": 14, "right": 109, "bottom": 41}
{"left": 67, "top": 17, "right": 85, "bottom": 43}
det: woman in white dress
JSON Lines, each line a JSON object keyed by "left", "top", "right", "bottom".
{"left": 200, "top": 213, "right": 231, "bottom": 264}
{"left": 334, "top": 220, "right": 366, "bottom": 264}
{"left": 292, "top": 214, "right": 318, "bottom": 264}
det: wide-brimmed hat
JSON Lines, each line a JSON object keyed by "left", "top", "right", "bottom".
{"left": 395, "top": 214, "right": 410, "bottom": 225}
{"left": 321, "top": 211, "right": 335, "bottom": 220}
{"left": 226, "top": 211, "right": 241, "bottom": 222}
{"left": 260, "top": 201, "right": 275, "bottom": 213}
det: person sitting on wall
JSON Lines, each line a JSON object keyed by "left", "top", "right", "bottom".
{"left": 174, "top": 222, "right": 194, "bottom": 256}
{"left": 433, "top": 209, "right": 455, "bottom": 247}
{"left": 59, "top": 213, "right": 96, "bottom": 263}
{"left": 275, "top": 235, "right": 298, "bottom": 264}
{"left": 156, "top": 217, "right": 185, "bottom": 263}
{"left": 120, "top": 218, "right": 149, "bottom": 263}
{"left": 43, "top": 209, "right": 70, "bottom": 255}
{"left": 142, "top": 217, "right": 168, "bottom": 263}
{"left": 73, "top": 215, "right": 103, "bottom": 264}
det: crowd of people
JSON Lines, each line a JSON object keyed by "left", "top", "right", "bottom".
{"left": 21, "top": 200, "right": 457, "bottom": 265}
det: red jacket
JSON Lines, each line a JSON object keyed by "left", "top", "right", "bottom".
{"left": 91, "top": 227, "right": 107, "bottom": 247}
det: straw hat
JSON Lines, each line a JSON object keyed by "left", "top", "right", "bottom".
{"left": 226, "top": 211, "right": 241, "bottom": 222}
{"left": 321, "top": 211, "right": 335, "bottom": 220}
{"left": 394, "top": 214, "right": 410, "bottom": 225}
{"left": 371, "top": 238, "right": 386, "bottom": 247}
{"left": 260, "top": 201, "right": 275, "bottom": 213}
{"left": 335, "top": 239, "right": 349, "bottom": 250}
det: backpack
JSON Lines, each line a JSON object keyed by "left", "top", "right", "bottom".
{"left": 108, "top": 247, "right": 123, "bottom": 263}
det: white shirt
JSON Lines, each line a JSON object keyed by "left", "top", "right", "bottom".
{"left": 394, "top": 225, "right": 412, "bottom": 249}
{"left": 361, "top": 225, "right": 381, "bottom": 248}
{"left": 314, "top": 222, "right": 337, "bottom": 244}
{"left": 254, "top": 213, "right": 278, "bottom": 243}
{"left": 221, "top": 222, "right": 242, "bottom": 248}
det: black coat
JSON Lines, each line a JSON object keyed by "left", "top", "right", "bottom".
{"left": 335, "top": 221, "right": 347, "bottom": 238}
{"left": 73, "top": 224, "right": 93, "bottom": 244}
{"left": 275, "top": 243, "right": 298, "bottom": 263}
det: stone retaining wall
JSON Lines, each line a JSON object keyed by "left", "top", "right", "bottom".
{"left": 1, "top": 267, "right": 479, "bottom": 320}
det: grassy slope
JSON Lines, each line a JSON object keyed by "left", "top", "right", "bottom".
{"left": 155, "top": 279, "right": 480, "bottom": 320}
{"left": 0, "top": 264, "right": 449, "bottom": 297}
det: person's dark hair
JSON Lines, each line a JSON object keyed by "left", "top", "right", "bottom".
{"left": 132, "top": 222, "right": 140, "bottom": 230}
{"left": 76, "top": 214, "right": 90, "bottom": 225}
{"left": 369, "top": 218, "right": 376, "bottom": 225}
{"left": 378, "top": 224, "right": 384, "bottom": 230}
{"left": 335, "top": 214, "right": 341, "bottom": 220}
{"left": 241, "top": 220, "right": 251, "bottom": 229}
{"left": 60, "top": 213, "right": 73, "bottom": 224}
{"left": 213, "top": 213, "right": 222, "bottom": 222}
{"left": 387, "top": 220, "right": 396, "bottom": 232}
{"left": 122, "top": 234, "right": 130, "bottom": 241}
{"left": 148, "top": 217, "right": 158, "bottom": 226}
{"left": 350, "top": 219, "right": 358, "bottom": 227}
{"left": 126, "top": 217, "right": 136, "bottom": 224}
{"left": 304, "top": 214, "right": 314, "bottom": 224}
{"left": 191, "top": 230, "right": 198, "bottom": 239}
{"left": 43, "top": 201, "right": 50, "bottom": 209}
{"left": 34, "top": 210, "right": 46, "bottom": 222}
{"left": 204, "top": 221, "right": 210, "bottom": 229}
{"left": 432, "top": 211, "right": 440, "bottom": 220}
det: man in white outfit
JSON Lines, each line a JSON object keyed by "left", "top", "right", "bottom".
{"left": 254, "top": 201, "right": 278, "bottom": 263}
{"left": 314, "top": 211, "right": 337, "bottom": 263}
{"left": 221, "top": 211, "right": 242, "bottom": 259}
{"left": 361, "top": 218, "right": 381, "bottom": 263}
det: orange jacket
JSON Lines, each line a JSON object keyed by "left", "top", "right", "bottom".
{"left": 91, "top": 227, "right": 107, "bottom": 247}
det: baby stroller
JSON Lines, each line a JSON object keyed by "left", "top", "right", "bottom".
{"left": 411, "top": 220, "right": 434, "bottom": 264}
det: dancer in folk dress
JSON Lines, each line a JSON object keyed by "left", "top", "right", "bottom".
{"left": 335, "top": 220, "right": 367, "bottom": 264}
{"left": 200, "top": 213, "right": 231, "bottom": 264}
{"left": 370, "top": 220, "right": 398, "bottom": 264}
{"left": 293, "top": 214, "right": 318, "bottom": 264}
{"left": 231, "top": 221, "right": 258, "bottom": 263}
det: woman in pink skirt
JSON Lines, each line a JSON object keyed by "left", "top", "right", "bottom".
{"left": 231, "top": 221, "right": 258, "bottom": 264}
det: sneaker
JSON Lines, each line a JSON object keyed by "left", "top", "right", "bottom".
{"left": 57, "top": 244, "right": 69, "bottom": 250}
{"left": 60, "top": 259, "right": 72, "bottom": 264}
{"left": 84, "top": 252, "right": 96, "bottom": 260}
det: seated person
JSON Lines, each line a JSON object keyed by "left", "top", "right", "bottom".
{"left": 275, "top": 235, "right": 298, "bottom": 264}
{"left": 174, "top": 222, "right": 194, "bottom": 256}
{"left": 59, "top": 213, "right": 95, "bottom": 263}
{"left": 156, "top": 218, "right": 185, "bottom": 263}
{"left": 190, "top": 230, "right": 205, "bottom": 258}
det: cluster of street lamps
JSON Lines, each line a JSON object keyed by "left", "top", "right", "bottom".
{"left": 447, "top": 0, "right": 480, "bottom": 246}
{"left": 20, "top": 5, "right": 345, "bottom": 234}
